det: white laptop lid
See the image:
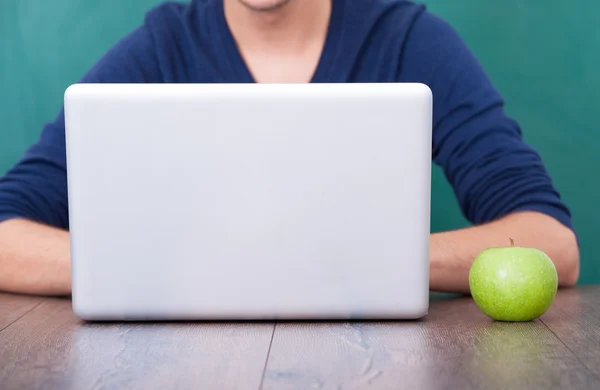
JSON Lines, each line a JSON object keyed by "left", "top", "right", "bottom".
{"left": 64, "top": 83, "right": 432, "bottom": 320}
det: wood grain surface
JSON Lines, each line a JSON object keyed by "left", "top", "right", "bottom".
{"left": 262, "top": 291, "right": 600, "bottom": 390}
{"left": 0, "top": 298, "right": 275, "bottom": 390}
{"left": 540, "top": 286, "right": 600, "bottom": 379}
{"left": 0, "top": 287, "right": 599, "bottom": 390}
{"left": 0, "top": 292, "right": 43, "bottom": 332}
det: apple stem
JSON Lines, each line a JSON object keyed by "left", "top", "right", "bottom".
{"left": 509, "top": 237, "right": 514, "bottom": 247}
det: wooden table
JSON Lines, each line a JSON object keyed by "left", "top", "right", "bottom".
{"left": 1, "top": 286, "right": 599, "bottom": 390}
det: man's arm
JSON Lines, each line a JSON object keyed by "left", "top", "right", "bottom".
{"left": 0, "top": 23, "right": 163, "bottom": 295}
{"left": 400, "top": 9, "right": 579, "bottom": 292}
{"left": 0, "top": 219, "right": 71, "bottom": 295}
{"left": 430, "top": 211, "right": 579, "bottom": 293}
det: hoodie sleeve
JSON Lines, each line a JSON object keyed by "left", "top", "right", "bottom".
{"left": 0, "top": 24, "right": 163, "bottom": 229}
{"left": 399, "top": 10, "right": 574, "bottom": 232}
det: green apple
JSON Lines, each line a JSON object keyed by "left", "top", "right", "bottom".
{"left": 469, "top": 238, "right": 558, "bottom": 322}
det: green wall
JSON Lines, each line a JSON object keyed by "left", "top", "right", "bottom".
{"left": 426, "top": 1, "right": 599, "bottom": 285}
{"left": 1, "top": 1, "right": 598, "bottom": 283}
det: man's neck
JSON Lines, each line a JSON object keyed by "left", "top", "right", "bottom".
{"left": 224, "top": 0, "right": 331, "bottom": 54}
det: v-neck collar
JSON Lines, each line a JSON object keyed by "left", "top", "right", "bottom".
{"left": 209, "top": 0, "right": 346, "bottom": 83}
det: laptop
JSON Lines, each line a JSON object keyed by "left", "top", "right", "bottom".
{"left": 64, "top": 83, "right": 432, "bottom": 321}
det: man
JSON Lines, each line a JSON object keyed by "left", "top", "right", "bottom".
{"left": 0, "top": 0, "right": 579, "bottom": 296}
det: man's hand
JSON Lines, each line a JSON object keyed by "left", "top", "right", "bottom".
{"left": 0, "top": 219, "right": 71, "bottom": 296}
{"left": 430, "top": 211, "right": 579, "bottom": 294}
